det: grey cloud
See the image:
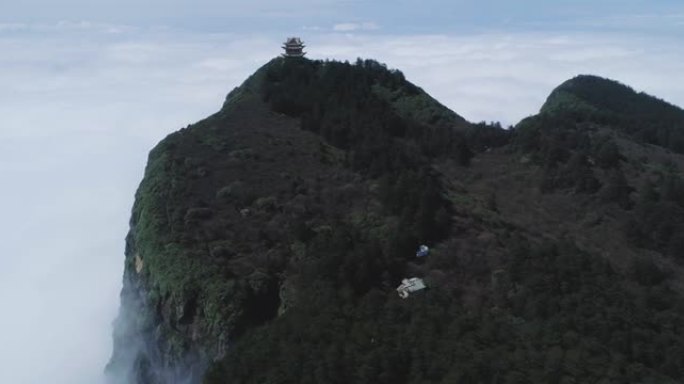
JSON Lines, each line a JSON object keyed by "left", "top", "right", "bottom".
{"left": 1, "top": 22, "right": 683, "bottom": 384}
{"left": 333, "top": 22, "right": 380, "bottom": 31}
{"left": 308, "top": 32, "right": 684, "bottom": 125}
{"left": 0, "top": 0, "right": 345, "bottom": 27}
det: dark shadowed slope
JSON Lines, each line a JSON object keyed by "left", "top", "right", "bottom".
{"left": 107, "top": 57, "right": 480, "bottom": 384}
{"left": 541, "top": 75, "right": 684, "bottom": 153}
{"left": 109, "top": 60, "right": 684, "bottom": 384}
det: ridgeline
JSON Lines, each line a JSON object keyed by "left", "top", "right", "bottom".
{"left": 108, "top": 57, "right": 684, "bottom": 384}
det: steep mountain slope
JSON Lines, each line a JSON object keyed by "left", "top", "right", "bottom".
{"left": 541, "top": 75, "right": 684, "bottom": 152}
{"left": 108, "top": 60, "right": 684, "bottom": 384}
{"left": 106, "top": 57, "right": 480, "bottom": 384}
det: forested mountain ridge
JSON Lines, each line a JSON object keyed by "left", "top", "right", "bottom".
{"left": 541, "top": 75, "right": 684, "bottom": 152}
{"left": 107, "top": 57, "right": 684, "bottom": 384}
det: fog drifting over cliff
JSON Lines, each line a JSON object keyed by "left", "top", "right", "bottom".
{"left": 0, "top": 16, "right": 683, "bottom": 383}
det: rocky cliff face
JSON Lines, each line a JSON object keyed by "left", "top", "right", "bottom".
{"left": 107, "top": 57, "right": 472, "bottom": 383}
{"left": 108, "top": 58, "right": 684, "bottom": 384}
{"left": 105, "top": 92, "right": 343, "bottom": 383}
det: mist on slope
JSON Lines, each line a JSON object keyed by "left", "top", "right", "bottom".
{"left": 0, "top": 21, "right": 682, "bottom": 384}
{"left": 0, "top": 25, "right": 263, "bottom": 384}
{"left": 0, "top": 134, "right": 135, "bottom": 384}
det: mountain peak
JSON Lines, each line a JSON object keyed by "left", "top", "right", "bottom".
{"left": 109, "top": 59, "right": 684, "bottom": 384}
{"left": 541, "top": 75, "right": 633, "bottom": 114}
{"left": 226, "top": 57, "right": 469, "bottom": 131}
{"left": 107, "top": 57, "right": 485, "bottom": 383}
{"left": 542, "top": 74, "right": 683, "bottom": 118}
{"left": 539, "top": 74, "right": 684, "bottom": 152}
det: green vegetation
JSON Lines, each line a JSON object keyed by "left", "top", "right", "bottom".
{"left": 625, "top": 171, "right": 684, "bottom": 261}
{"left": 262, "top": 58, "right": 473, "bottom": 164}
{"left": 207, "top": 240, "right": 684, "bottom": 384}
{"left": 111, "top": 60, "right": 684, "bottom": 384}
{"left": 512, "top": 113, "right": 605, "bottom": 194}
{"left": 542, "top": 75, "right": 684, "bottom": 153}
{"left": 465, "top": 121, "right": 512, "bottom": 152}
{"left": 112, "top": 57, "right": 485, "bottom": 383}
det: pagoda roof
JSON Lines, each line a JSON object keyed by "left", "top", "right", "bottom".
{"left": 284, "top": 37, "right": 304, "bottom": 45}
{"left": 282, "top": 36, "right": 306, "bottom": 57}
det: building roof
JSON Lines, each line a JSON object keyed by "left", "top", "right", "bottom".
{"left": 282, "top": 37, "right": 306, "bottom": 57}
{"left": 284, "top": 37, "right": 304, "bottom": 46}
{"left": 396, "top": 277, "right": 427, "bottom": 298}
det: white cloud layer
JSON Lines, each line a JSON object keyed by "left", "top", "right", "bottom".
{"left": 0, "top": 26, "right": 275, "bottom": 384}
{"left": 333, "top": 22, "right": 380, "bottom": 31}
{"left": 0, "top": 21, "right": 683, "bottom": 384}
{"left": 311, "top": 32, "right": 683, "bottom": 125}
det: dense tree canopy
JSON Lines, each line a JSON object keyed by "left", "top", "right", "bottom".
{"left": 110, "top": 59, "right": 684, "bottom": 384}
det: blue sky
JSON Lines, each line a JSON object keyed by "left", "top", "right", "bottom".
{"left": 0, "top": 2, "right": 683, "bottom": 384}
{"left": 2, "top": 0, "right": 683, "bottom": 33}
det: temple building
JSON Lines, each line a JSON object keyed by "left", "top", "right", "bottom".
{"left": 282, "top": 37, "right": 306, "bottom": 57}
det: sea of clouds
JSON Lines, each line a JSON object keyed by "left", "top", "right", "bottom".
{"left": 0, "top": 21, "right": 682, "bottom": 384}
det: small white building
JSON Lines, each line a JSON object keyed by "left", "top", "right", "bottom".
{"left": 396, "top": 277, "right": 427, "bottom": 299}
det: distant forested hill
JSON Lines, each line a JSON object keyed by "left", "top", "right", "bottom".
{"left": 542, "top": 75, "right": 684, "bottom": 152}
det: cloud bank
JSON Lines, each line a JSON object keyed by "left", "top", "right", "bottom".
{"left": 0, "top": 21, "right": 682, "bottom": 384}
{"left": 333, "top": 22, "right": 380, "bottom": 32}
{"left": 311, "top": 32, "right": 683, "bottom": 125}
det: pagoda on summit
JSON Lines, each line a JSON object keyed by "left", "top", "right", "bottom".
{"left": 282, "top": 37, "right": 306, "bottom": 57}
